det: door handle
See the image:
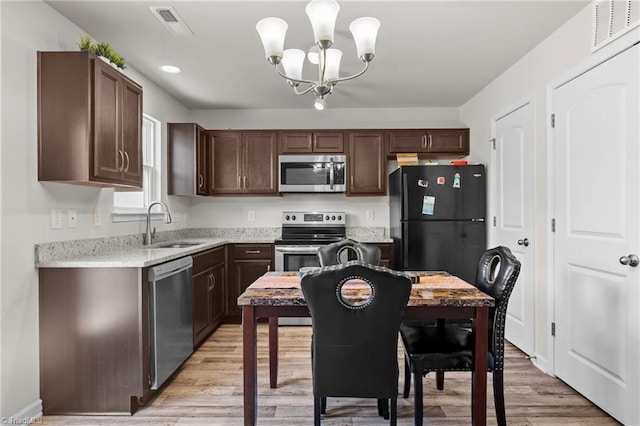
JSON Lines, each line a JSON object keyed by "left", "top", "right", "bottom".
{"left": 517, "top": 238, "right": 529, "bottom": 247}
{"left": 619, "top": 254, "right": 639, "bottom": 267}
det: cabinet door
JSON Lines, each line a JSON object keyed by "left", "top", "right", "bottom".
{"left": 313, "top": 131, "right": 344, "bottom": 153}
{"left": 93, "top": 58, "right": 122, "bottom": 182}
{"left": 210, "top": 131, "right": 243, "bottom": 194}
{"left": 230, "top": 259, "right": 272, "bottom": 316}
{"left": 196, "top": 128, "right": 209, "bottom": 195}
{"left": 120, "top": 77, "right": 143, "bottom": 186}
{"left": 210, "top": 263, "right": 225, "bottom": 327}
{"left": 243, "top": 131, "right": 277, "bottom": 194}
{"left": 426, "top": 129, "right": 469, "bottom": 154}
{"left": 388, "top": 130, "right": 428, "bottom": 153}
{"left": 192, "top": 271, "right": 211, "bottom": 347}
{"left": 279, "top": 132, "right": 313, "bottom": 153}
{"left": 347, "top": 131, "right": 386, "bottom": 195}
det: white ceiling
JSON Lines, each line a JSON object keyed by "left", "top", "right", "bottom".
{"left": 46, "top": 0, "right": 589, "bottom": 110}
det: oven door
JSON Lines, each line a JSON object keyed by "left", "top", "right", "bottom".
{"left": 274, "top": 245, "right": 321, "bottom": 272}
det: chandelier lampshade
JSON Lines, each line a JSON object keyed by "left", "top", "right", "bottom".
{"left": 256, "top": 0, "right": 380, "bottom": 109}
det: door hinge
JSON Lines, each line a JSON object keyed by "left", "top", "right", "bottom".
{"left": 551, "top": 113, "right": 556, "bottom": 128}
{"left": 490, "top": 138, "right": 496, "bottom": 149}
{"left": 551, "top": 322, "right": 556, "bottom": 336}
{"left": 551, "top": 218, "right": 556, "bottom": 232}
{"left": 493, "top": 216, "right": 497, "bottom": 227}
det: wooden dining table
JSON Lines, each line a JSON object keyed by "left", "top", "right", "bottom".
{"left": 237, "top": 270, "right": 495, "bottom": 426}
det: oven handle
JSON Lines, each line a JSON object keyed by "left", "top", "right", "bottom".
{"left": 275, "top": 246, "right": 321, "bottom": 254}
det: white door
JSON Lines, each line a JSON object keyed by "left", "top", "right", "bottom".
{"left": 493, "top": 102, "right": 535, "bottom": 356}
{"left": 553, "top": 44, "right": 639, "bottom": 425}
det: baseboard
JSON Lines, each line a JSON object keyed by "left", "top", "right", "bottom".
{"left": 5, "top": 399, "right": 42, "bottom": 424}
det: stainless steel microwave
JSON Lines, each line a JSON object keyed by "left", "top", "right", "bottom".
{"left": 278, "top": 155, "right": 347, "bottom": 193}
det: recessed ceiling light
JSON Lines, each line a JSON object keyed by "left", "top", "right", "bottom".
{"left": 160, "top": 65, "right": 182, "bottom": 74}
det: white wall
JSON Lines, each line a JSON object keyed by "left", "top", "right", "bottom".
{"left": 459, "top": 4, "right": 608, "bottom": 369}
{"left": 0, "top": 1, "right": 190, "bottom": 418}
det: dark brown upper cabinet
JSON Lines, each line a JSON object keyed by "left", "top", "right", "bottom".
{"left": 278, "top": 131, "right": 345, "bottom": 154}
{"left": 388, "top": 128, "right": 469, "bottom": 157}
{"left": 168, "top": 123, "right": 209, "bottom": 196}
{"left": 38, "top": 51, "right": 143, "bottom": 188}
{"left": 347, "top": 131, "right": 387, "bottom": 196}
{"left": 209, "top": 130, "right": 278, "bottom": 195}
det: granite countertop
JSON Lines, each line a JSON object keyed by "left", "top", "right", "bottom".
{"left": 34, "top": 227, "right": 391, "bottom": 269}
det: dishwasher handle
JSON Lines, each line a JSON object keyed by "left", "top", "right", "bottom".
{"left": 148, "top": 256, "right": 193, "bottom": 282}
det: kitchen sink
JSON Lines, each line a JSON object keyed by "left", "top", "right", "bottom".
{"left": 149, "top": 242, "right": 202, "bottom": 249}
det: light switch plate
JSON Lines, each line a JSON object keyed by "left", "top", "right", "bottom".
{"left": 248, "top": 210, "right": 256, "bottom": 222}
{"left": 51, "top": 209, "right": 63, "bottom": 229}
{"left": 68, "top": 209, "right": 78, "bottom": 228}
{"left": 366, "top": 210, "right": 374, "bottom": 221}
{"left": 93, "top": 209, "right": 102, "bottom": 227}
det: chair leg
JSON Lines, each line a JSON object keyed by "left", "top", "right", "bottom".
{"left": 381, "top": 398, "right": 390, "bottom": 420}
{"left": 493, "top": 370, "right": 507, "bottom": 426}
{"left": 413, "top": 371, "right": 423, "bottom": 426}
{"left": 321, "top": 396, "right": 327, "bottom": 414}
{"left": 436, "top": 370, "right": 444, "bottom": 390}
{"left": 390, "top": 398, "right": 397, "bottom": 426}
{"left": 403, "top": 354, "right": 411, "bottom": 398}
{"left": 313, "top": 397, "right": 321, "bottom": 426}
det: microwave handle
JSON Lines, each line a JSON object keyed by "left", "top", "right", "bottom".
{"left": 329, "top": 160, "right": 335, "bottom": 190}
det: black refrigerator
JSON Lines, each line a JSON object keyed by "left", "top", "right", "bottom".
{"left": 389, "top": 165, "right": 486, "bottom": 284}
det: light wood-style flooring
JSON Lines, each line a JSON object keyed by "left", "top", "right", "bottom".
{"left": 43, "top": 324, "right": 619, "bottom": 425}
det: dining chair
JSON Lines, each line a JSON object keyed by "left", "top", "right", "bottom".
{"left": 399, "top": 246, "right": 521, "bottom": 426}
{"left": 317, "top": 238, "right": 381, "bottom": 266}
{"left": 301, "top": 261, "right": 412, "bottom": 426}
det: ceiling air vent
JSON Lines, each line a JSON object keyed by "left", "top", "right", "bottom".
{"left": 592, "top": 0, "right": 639, "bottom": 51}
{"left": 149, "top": 6, "right": 193, "bottom": 36}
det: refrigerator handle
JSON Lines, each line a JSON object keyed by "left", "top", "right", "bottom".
{"left": 402, "top": 172, "right": 409, "bottom": 219}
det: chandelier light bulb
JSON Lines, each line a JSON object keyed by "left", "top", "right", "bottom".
{"left": 349, "top": 17, "right": 380, "bottom": 61}
{"left": 305, "top": 0, "right": 340, "bottom": 48}
{"left": 256, "top": 17, "right": 288, "bottom": 63}
{"left": 313, "top": 97, "right": 326, "bottom": 111}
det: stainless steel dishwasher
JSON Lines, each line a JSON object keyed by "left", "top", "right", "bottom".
{"left": 148, "top": 256, "right": 193, "bottom": 390}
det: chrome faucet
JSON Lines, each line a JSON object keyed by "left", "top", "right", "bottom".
{"left": 144, "top": 201, "right": 172, "bottom": 246}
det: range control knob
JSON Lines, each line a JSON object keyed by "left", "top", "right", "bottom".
{"left": 291, "top": 215, "right": 296, "bottom": 221}
{"left": 331, "top": 215, "right": 336, "bottom": 220}
{"left": 337, "top": 215, "right": 342, "bottom": 221}
{"left": 285, "top": 215, "right": 290, "bottom": 221}
{"left": 325, "top": 215, "right": 330, "bottom": 221}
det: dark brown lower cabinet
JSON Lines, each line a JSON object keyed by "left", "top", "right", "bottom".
{"left": 192, "top": 247, "right": 226, "bottom": 347}
{"left": 376, "top": 243, "right": 393, "bottom": 268}
{"left": 38, "top": 267, "right": 151, "bottom": 415}
{"left": 227, "top": 243, "right": 273, "bottom": 322}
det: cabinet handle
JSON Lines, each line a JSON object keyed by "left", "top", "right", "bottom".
{"left": 198, "top": 175, "right": 204, "bottom": 188}
{"left": 118, "top": 150, "right": 125, "bottom": 172}
{"left": 428, "top": 135, "right": 433, "bottom": 148}
{"left": 422, "top": 135, "right": 426, "bottom": 149}
{"left": 209, "top": 272, "right": 216, "bottom": 290}
{"left": 267, "top": 264, "right": 271, "bottom": 272}
{"left": 123, "top": 151, "right": 130, "bottom": 173}
{"left": 238, "top": 175, "right": 241, "bottom": 189}
{"left": 246, "top": 250, "right": 261, "bottom": 254}
{"left": 243, "top": 176, "right": 247, "bottom": 189}
{"left": 350, "top": 175, "right": 354, "bottom": 186}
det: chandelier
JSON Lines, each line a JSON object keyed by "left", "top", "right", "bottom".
{"left": 256, "top": 0, "right": 380, "bottom": 110}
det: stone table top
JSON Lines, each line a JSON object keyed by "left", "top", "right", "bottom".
{"left": 237, "top": 271, "right": 494, "bottom": 308}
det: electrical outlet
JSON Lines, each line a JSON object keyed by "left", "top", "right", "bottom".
{"left": 51, "top": 209, "right": 63, "bottom": 229}
{"left": 93, "top": 209, "right": 102, "bottom": 227}
{"left": 248, "top": 210, "right": 256, "bottom": 222}
{"left": 68, "top": 209, "right": 78, "bottom": 228}
{"left": 366, "top": 210, "right": 374, "bottom": 221}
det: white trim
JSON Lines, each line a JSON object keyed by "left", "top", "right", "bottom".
{"left": 545, "top": 29, "right": 639, "bottom": 379}
{"left": 112, "top": 210, "right": 165, "bottom": 223}
{"left": 532, "top": 353, "right": 549, "bottom": 375}
{"left": 6, "top": 399, "right": 42, "bottom": 425}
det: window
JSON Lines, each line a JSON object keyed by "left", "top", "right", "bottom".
{"left": 112, "top": 114, "right": 161, "bottom": 221}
